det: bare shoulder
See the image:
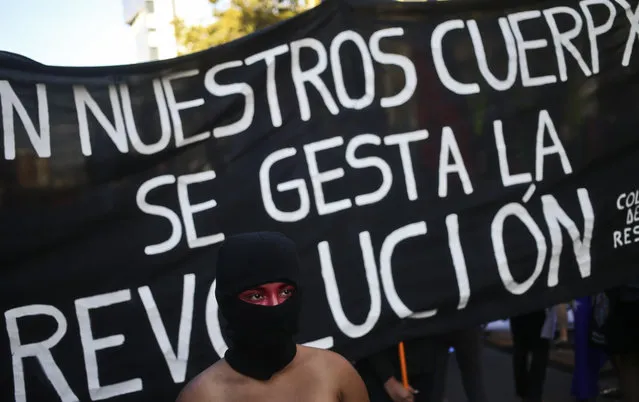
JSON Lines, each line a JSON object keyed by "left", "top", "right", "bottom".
{"left": 298, "top": 347, "right": 369, "bottom": 401}
{"left": 175, "top": 360, "right": 231, "bottom": 402}
{"left": 297, "top": 346, "right": 365, "bottom": 387}
{"left": 299, "top": 346, "right": 355, "bottom": 371}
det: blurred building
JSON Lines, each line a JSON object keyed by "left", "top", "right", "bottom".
{"left": 122, "top": 0, "right": 214, "bottom": 62}
{"left": 123, "top": 0, "right": 324, "bottom": 62}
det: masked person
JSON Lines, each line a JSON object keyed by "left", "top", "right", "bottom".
{"left": 176, "top": 231, "right": 369, "bottom": 402}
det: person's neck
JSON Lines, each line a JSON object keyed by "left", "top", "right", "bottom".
{"left": 225, "top": 338, "right": 297, "bottom": 381}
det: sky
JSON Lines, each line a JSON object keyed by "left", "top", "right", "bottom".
{"left": 0, "top": 0, "right": 137, "bottom": 67}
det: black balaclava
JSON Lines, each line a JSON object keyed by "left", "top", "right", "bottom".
{"left": 215, "top": 231, "right": 301, "bottom": 381}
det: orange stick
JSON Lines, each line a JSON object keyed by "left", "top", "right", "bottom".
{"left": 398, "top": 341, "right": 409, "bottom": 389}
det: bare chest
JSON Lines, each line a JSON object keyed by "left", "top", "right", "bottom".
{"left": 221, "top": 374, "right": 338, "bottom": 402}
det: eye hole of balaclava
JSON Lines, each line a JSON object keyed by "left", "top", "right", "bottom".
{"left": 237, "top": 282, "right": 296, "bottom": 306}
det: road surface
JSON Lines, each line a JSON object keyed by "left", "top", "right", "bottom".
{"left": 445, "top": 345, "right": 616, "bottom": 402}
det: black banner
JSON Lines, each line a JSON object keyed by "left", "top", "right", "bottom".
{"left": 2, "top": 0, "right": 639, "bottom": 400}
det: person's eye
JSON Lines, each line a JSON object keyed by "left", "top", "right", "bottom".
{"left": 248, "top": 293, "right": 262, "bottom": 300}
{"left": 281, "top": 288, "right": 293, "bottom": 296}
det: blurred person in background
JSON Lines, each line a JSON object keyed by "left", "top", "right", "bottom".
{"left": 600, "top": 282, "right": 639, "bottom": 402}
{"left": 571, "top": 296, "right": 608, "bottom": 402}
{"left": 430, "top": 326, "right": 487, "bottom": 402}
{"left": 509, "top": 307, "right": 556, "bottom": 402}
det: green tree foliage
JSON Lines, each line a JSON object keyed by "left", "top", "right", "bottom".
{"left": 173, "top": 0, "right": 306, "bottom": 55}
